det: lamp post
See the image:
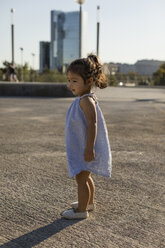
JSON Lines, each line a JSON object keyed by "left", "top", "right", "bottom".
{"left": 31, "top": 53, "right": 35, "bottom": 82}
{"left": 32, "top": 53, "right": 35, "bottom": 70}
{"left": 75, "top": 0, "right": 87, "bottom": 58}
{"left": 20, "top": 47, "right": 24, "bottom": 81}
{"left": 96, "top": 6, "right": 100, "bottom": 56}
{"left": 11, "top": 8, "right": 15, "bottom": 65}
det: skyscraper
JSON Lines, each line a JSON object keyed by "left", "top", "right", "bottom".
{"left": 50, "top": 10, "right": 87, "bottom": 72}
{"left": 39, "top": 41, "right": 50, "bottom": 73}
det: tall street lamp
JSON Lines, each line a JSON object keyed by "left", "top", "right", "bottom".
{"left": 11, "top": 8, "right": 15, "bottom": 65}
{"left": 75, "top": 0, "right": 87, "bottom": 58}
{"left": 20, "top": 47, "right": 24, "bottom": 81}
{"left": 96, "top": 6, "right": 100, "bottom": 56}
{"left": 31, "top": 53, "right": 35, "bottom": 70}
{"left": 31, "top": 53, "right": 35, "bottom": 82}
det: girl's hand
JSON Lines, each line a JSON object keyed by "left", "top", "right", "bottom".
{"left": 84, "top": 147, "right": 95, "bottom": 162}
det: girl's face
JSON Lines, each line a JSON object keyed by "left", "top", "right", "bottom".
{"left": 67, "top": 71, "right": 91, "bottom": 96}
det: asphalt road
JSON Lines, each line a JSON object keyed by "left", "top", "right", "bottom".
{"left": 0, "top": 87, "right": 165, "bottom": 248}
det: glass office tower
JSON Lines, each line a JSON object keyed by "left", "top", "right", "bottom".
{"left": 39, "top": 41, "right": 50, "bottom": 73}
{"left": 50, "top": 10, "right": 87, "bottom": 72}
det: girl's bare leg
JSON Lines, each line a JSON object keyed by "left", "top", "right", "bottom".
{"left": 87, "top": 175, "right": 95, "bottom": 205}
{"left": 75, "top": 171, "right": 91, "bottom": 212}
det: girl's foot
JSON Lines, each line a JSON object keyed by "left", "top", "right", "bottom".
{"left": 61, "top": 209, "right": 89, "bottom": 219}
{"left": 71, "top": 202, "right": 95, "bottom": 211}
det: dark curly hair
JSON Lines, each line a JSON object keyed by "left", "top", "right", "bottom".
{"left": 67, "top": 54, "right": 107, "bottom": 89}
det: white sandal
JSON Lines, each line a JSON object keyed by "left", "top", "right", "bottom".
{"left": 71, "top": 202, "right": 95, "bottom": 211}
{"left": 61, "top": 209, "right": 89, "bottom": 219}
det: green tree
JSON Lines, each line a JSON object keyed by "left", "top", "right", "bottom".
{"left": 107, "top": 74, "right": 118, "bottom": 86}
{"left": 37, "top": 69, "right": 67, "bottom": 83}
{"left": 1, "top": 60, "right": 68, "bottom": 82}
{"left": 153, "top": 63, "right": 165, "bottom": 85}
{"left": 23, "top": 63, "right": 31, "bottom": 81}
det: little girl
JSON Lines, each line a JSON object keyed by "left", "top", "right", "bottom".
{"left": 61, "top": 54, "right": 112, "bottom": 219}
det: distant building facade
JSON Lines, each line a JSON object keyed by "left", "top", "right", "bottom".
{"left": 102, "top": 63, "right": 119, "bottom": 75}
{"left": 118, "top": 60, "right": 165, "bottom": 75}
{"left": 134, "top": 60, "right": 164, "bottom": 75}
{"left": 39, "top": 41, "right": 50, "bottom": 73}
{"left": 117, "top": 63, "right": 136, "bottom": 74}
{"left": 103, "top": 60, "right": 165, "bottom": 76}
{"left": 50, "top": 10, "right": 87, "bottom": 72}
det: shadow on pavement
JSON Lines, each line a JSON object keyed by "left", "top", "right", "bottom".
{"left": 135, "top": 98, "right": 157, "bottom": 102}
{"left": 1, "top": 217, "right": 82, "bottom": 248}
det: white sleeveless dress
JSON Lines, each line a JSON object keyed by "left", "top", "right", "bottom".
{"left": 65, "top": 93, "right": 112, "bottom": 178}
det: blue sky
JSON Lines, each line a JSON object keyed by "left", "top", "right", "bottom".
{"left": 0, "top": 0, "right": 165, "bottom": 69}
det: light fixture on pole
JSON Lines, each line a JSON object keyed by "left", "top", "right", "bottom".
{"left": 11, "top": 8, "right": 15, "bottom": 65}
{"left": 96, "top": 6, "right": 100, "bottom": 56}
{"left": 20, "top": 47, "right": 24, "bottom": 81}
{"left": 74, "top": 0, "right": 87, "bottom": 58}
{"left": 31, "top": 53, "right": 35, "bottom": 70}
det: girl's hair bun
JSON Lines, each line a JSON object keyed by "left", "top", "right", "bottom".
{"left": 87, "top": 54, "right": 107, "bottom": 89}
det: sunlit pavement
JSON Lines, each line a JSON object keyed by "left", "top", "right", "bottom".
{"left": 0, "top": 87, "right": 165, "bottom": 248}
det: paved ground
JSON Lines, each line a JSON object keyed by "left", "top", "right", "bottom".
{"left": 0, "top": 87, "right": 165, "bottom": 248}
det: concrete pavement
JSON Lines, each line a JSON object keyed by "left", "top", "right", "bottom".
{"left": 0, "top": 87, "right": 165, "bottom": 247}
